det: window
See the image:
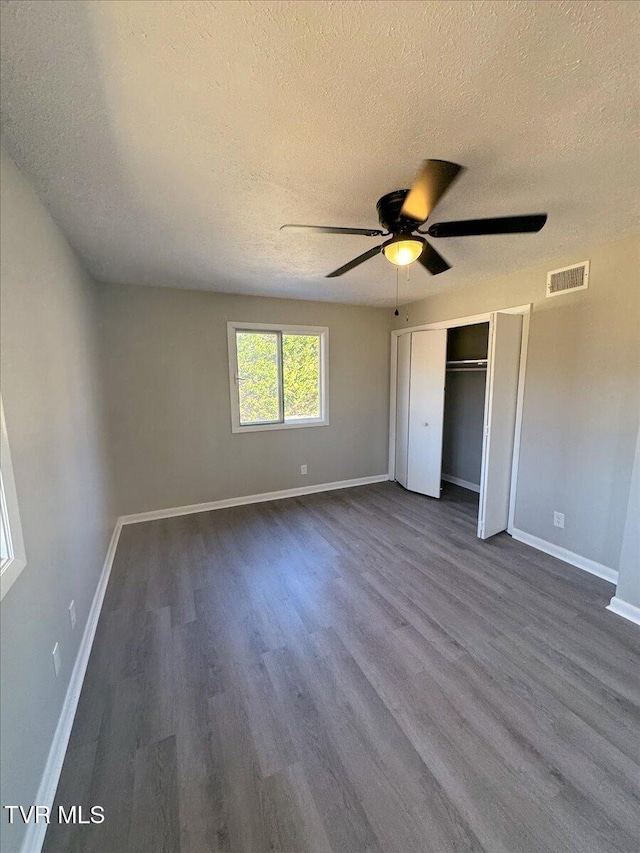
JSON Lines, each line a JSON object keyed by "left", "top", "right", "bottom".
{"left": 227, "top": 322, "right": 329, "bottom": 433}
{"left": 1, "top": 399, "right": 27, "bottom": 600}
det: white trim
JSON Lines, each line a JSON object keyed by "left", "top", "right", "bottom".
{"left": 227, "top": 322, "right": 329, "bottom": 434}
{"left": 441, "top": 474, "right": 480, "bottom": 493}
{"left": 20, "top": 521, "right": 123, "bottom": 853}
{"left": 389, "top": 305, "right": 530, "bottom": 339}
{"left": 228, "top": 321, "right": 328, "bottom": 333}
{"left": 226, "top": 416, "right": 329, "bottom": 434}
{"left": 507, "top": 308, "right": 530, "bottom": 534}
{"left": 606, "top": 596, "right": 640, "bottom": 627}
{"left": 119, "top": 474, "right": 390, "bottom": 525}
{"left": 510, "top": 527, "right": 618, "bottom": 585}
{"left": 391, "top": 310, "right": 492, "bottom": 338}
{"left": 0, "top": 398, "right": 28, "bottom": 600}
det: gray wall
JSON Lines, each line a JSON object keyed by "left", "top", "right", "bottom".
{"left": 442, "top": 371, "right": 486, "bottom": 487}
{"left": 97, "top": 284, "right": 390, "bottom": 516}
{"left": 392, "top": 232, "right": 640, "bottom": 574}
{"left": 0, "top": 149, "right": 115, "bottom": 852}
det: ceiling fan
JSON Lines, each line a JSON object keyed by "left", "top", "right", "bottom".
{"left": 281, "top": 159, "right": 547, "bottom": 278}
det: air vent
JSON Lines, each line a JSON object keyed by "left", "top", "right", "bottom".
{"left": 546, "top": 261, "right": 589, "bottom": 297}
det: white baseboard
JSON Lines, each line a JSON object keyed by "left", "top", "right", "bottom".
{"left": 119, "top": 474, "right": 390, "bottom": 525}
{"left": 441, "top": 474, "right": 480, "bottom": 494}
{"left": 607, "top": 596, "right": 640, "bottom": 627}
{"left": 510, "top": 527, "right": 618, "bottom": 585}
{"left": 21, "top": 520, "right": 123, "bottom": 853}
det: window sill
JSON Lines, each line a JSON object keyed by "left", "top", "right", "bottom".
{"left": 0, "top": 555, "right": 28, "bottom": 600}
{"left": 231, "top": 418, "right": 330, "bottom": 435}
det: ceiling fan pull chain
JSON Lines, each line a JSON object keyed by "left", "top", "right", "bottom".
{"left": 394, "top": 266, "right": 400, "bottom": 316}
{"left": 406, "top": 264, "right": 410, "bottom": 322}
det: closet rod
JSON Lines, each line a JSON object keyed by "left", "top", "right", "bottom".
{"left": 446, "top": 367, "right": 487, "bottom": 372}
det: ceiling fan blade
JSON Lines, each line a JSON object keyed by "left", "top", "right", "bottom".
{"left": 280, "top": 224, "right": 384, "bottom": 237}
{"left": 326, "top": 245, "right": 383, "bottom": 277}
{"left": 401, "top": 159, "right": 464, "bottom": 223}
{"left": 418, "top": 241, "right": 451, "bottom": 276}
{"left": 427, "top": 214, "right": 547, "bottom": 238}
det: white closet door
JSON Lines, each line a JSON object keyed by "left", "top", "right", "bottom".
{"left": 407, "top": 329, "right": 447, "bottom": 498}
{"left": 395, "top": 333, "right": 411, "bottom": 488}
{"left": 478, "top": 313, "right": 523, "bottom": 538}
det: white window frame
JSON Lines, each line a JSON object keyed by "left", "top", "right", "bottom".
{"left": 227, "top": 322, "right": 329, "bottom": 434}
{"left": 1, "top": 398, "right": 27, "bottom": 600}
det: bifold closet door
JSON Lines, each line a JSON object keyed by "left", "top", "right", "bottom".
{"left": 478, "top": 312, "right": 523, "bottom": 539}
{"left": 406, "top": 329, "right": 447, "bottom": 498}
{"left": 395, "top": 333, "right": 411, "bottom": 488}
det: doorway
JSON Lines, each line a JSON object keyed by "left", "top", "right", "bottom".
{"left": 389, "top": 306, "right": 529, "bottom": 540}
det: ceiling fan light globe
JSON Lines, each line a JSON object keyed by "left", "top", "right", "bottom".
{"left": 383, "top": 238, "right": 424, "bottom": 267}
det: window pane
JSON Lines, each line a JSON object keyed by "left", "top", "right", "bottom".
{"left": 236, "top": 332, "right": 281, "bottom": 425}
{"left": 283, "top": 334, "right": 321, "bottom": 421}
{"left": 0, "top": 515, "right": 8, "bottom": 562}
{"left": 0, "top": 476, "right": 9, "bottom": 561}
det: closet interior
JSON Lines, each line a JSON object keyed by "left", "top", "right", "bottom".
{"left": 442, "top": 323, "right": 489, "bottom": 495}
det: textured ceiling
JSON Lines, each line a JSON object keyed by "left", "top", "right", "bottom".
{"left": 1, "top": 0, "right": 639, "bottom": 305}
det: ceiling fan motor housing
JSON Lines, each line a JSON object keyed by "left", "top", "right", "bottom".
{"left": 376, "top": 189, "right": 423, "bottom": 233}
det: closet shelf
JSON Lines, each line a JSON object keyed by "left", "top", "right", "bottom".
{"left": 446, "top": 359, "right": 488, "bottom": 371}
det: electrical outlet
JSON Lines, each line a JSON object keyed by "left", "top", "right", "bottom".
{"left": 300, "top": 464, "right": 307, "bottom": 475}
{"left": 52, "top": 642, "right": 61, "bottom": 678}
{"left": 68, "top": 600, "right": 76, "bottom": 630}
{"left": 553, "top": 511, "right": 565, "bottom": 529}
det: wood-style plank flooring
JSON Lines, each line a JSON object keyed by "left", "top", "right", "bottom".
{"left": 44, "top": 483, "right": 640, "bottom": 853}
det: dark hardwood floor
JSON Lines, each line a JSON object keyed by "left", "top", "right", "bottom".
{"left": 44, "top": 483, "right": 640, "bottom": 853}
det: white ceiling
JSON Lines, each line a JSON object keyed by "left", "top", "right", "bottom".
{"left": 1, "top": 0, "right": 639, "bottom": 306}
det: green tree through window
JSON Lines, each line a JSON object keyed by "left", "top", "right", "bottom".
{"left": 283, "top": 334, "right": 320, "bottom": 420}
{"left": 236, "top": 331, "right": 321, "bottom": 426}
{"left": 237, "top": 331, "right": 280, "bottom": 424}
